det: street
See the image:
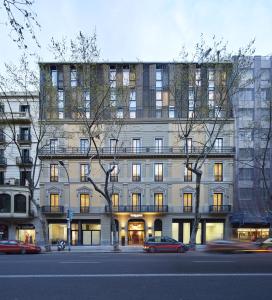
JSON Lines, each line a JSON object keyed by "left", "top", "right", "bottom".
{"left": 0, "top": 251, "right": 272, "bottom": 300}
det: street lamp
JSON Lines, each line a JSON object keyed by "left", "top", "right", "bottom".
{"left": 59, "top": 160, "right": 71, "bottom": 252}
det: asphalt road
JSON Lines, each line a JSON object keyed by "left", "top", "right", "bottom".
{"left": 0, "top": 251, "right": 272, "bottom": 300}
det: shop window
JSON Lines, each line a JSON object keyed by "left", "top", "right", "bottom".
{"left": 14, "top": 194, "right": 26, "bottom": 213}
{"left": 17, "top": 227, "right": 35, "bottom": 244}
{"left": 49, "top": 223, "right": 67, "bottom": 244}
{"left": 82, "top": 223, "right": 101, "bottom": 245}
{"left": 0, "top": 193, "right": 11, "bottom": 213}
{"left": 206, "top": 222, "right": 224, "bottom": 242}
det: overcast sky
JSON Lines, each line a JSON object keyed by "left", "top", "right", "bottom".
{"left": 0, "top": 0, "right": 272, "bottom": 65}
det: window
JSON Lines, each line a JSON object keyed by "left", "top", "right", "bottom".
{"left": 20, "top": 171, "right": 31, "bottom": 186}
{"left": 58, "top": 89, "right": 64, "bottom": 119}
{"left": 184, "top": 163, "right": 192, "bottom": 182}
{"left": 154, "top": 193, "right": 163, "bottom": 208}
{"left": 111, "top": 193, "right": 119, "bottom": 208}
{"left": 50, "top": 139, "right": 58, "bottom": 153}
{"left": 50, "top": 164, "right": 58, "bottom": 182}
{"left": 19, "top": 127, "right": 30, "bottom": 141}
{"left": 213, "top": 193, "right": 223, "bottom": 209}
{"left": 214, "top": 163, "right": 223, "bottom": 181}
{"left": 0, "top": 194, "right": 11, "bottom": 213}
{"left": 51, "top": 66, "right": 57, "bottom": 86}
{"left": 183, "top": 193, "right": 192, "bottom": 212}
{"left": 110, "top": 164, "right": 118, "bottom": 182}
{"left": 116, "top": 108, "right": 123, "bottom": 118}
{"left": 70, "top": 67, "right": 77, "bottom": 87}
{"left": 155, "top": 138, "right": 163, "bottom": 153}
{"left": 110, "top": 139, "right": 118, "bottom": 154}
{"left": 132, "top": 138, "right": 141, "bottom": 153}
{"left": 80, "top": 194, "right": 90, "bottom": 213}
{"left": 83, "top": 90, "right": 90, "bottom": 118}
{"left": 195, "top": 68, "right": 201, "bottom": 86}
{"left": 80, "top": 139, "right": 90, "bottom": 154}
{"left": 14, "top": 194, "right": 26, "bottom": 213}
{"left": 0, "top": 171, "right": 4, "bottom": 185}
{"left": 169, "top": 106, "right": 175, "bottom": 118}
{"left": 80, "top": 164, "right": 89, "bottom": 182}
{"left": 50, "top": 194, "right": 59, "bottom": 212}
{"left": 123, "top": 65, "right": 130, "bottom": 86}
{"left": 185, "top": 138, "right": 192, "bottom": 153}
{"left": 129, "top": 89, "right": 136, "bottom": 118}
{"left": 156, "top": 65, "right": 163, "bottom": 118}
{"left": 132, "top": 193, "right": 141, "bottom": 209}
{"left": 154, "top": 163, "right": 163, "bottom": 182}
{"left": 132, "top": 164, "right": 141, "bottom": 182}
{"left": 214, "top": 138, "right": 223, "bottom": 152}
{"left": 20, "top": 105, "right": 29, "bottom": 113}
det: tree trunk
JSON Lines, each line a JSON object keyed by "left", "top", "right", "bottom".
{"left": 109, "top": 203, "right": 119, "bottom": 251}
{"left": 37, "top": 208, "right": 51, "bottom": 252}
{"left": 189, "top": 172, "right": 202, "bottom": 249}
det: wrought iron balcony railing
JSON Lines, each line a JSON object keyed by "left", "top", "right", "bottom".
{"left": 39, "top": 146, "right": 235, "bottom": 157}
{"left": 183, "top": 206, "right": 193, "bottom": 213}
{"left": 0, "top": 157, "right": 7, "bottom": 167}
{"left": 209, "top": 205, "right": 232, "bottom": 213}
{"left": 80, "top": 206, "right": 90, "bottom": 213}
{"left": 105, "top": 205, "right": 168, "bottom": 213}
{"left": 41, "top": 206, "right": 65, "bottom": 213}
{"left": 17, "top": 134, "right": 31, "bottom": 143}
{"left": 16, "top": 156, "right": 33, "bottom": 166}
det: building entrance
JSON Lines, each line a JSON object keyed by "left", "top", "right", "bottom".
{"left": 128, "top": 220, "right": 145, "bottom": 245}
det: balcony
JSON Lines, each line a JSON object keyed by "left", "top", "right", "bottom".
{"left": 209, "top": 205, "right": 232, "bottom": 214}
{"left": 17, "top": 134, "right": 31, "bottom": 144}
{"left": 105, "top": 205, "right": 168, "bottom": 213}
{"left": 39, "top": 146, "right": 235, "bottom": 159}
{"left": 183, "top": 206, "right": 193, "bottom": 213}
{"left": 16, "top": 156, "right": 33, "bottom": 167}
{"left": 41, "top": 206, "right": 65, "bottom": 214}
{"left": 0, "top": 157, "right": 7, "bottom": 168}
{"left": 0, "top": 111, "right": 31, "bottom": 124}
{"left": 80, "top": 206, "right": 90, "bottom": 213}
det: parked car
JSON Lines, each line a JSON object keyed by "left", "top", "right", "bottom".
{"left": 205, "top": 239, "right": 257, "bottom": 253}
{"left": 0, "top": 240, "right": 41, "bottom": 254}
{"left": 255, "top": 238, "right": 272, "bottom": 251}
{"left": 143, "top": 236, "right": 188, "bottom": 253}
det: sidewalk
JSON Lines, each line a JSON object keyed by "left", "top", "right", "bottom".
{"left": 47, "top": 244, "right": 206, "bottom": 253}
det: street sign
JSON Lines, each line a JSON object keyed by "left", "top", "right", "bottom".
{"left": 67, "top": 210, "right": 74, "bottom": 220}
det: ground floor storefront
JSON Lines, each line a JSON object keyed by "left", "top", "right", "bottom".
{"left": 232, "top": 225, "right": 270, "bottom": 241}
{"left": 0, "top": 222, "right": 36, "bottom": 243}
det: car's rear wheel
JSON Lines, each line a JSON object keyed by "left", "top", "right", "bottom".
{"left": 149, "top": 247, "right": 156, "bottom": 253}
{"left": 177, "top": 247, "right": 184, "bottom": 253}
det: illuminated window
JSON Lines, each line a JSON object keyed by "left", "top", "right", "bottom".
{"left": 50, "top": 164, "right": 58, "bottom": 182}
{"left": 154, "top": 163, "right": 163, "bottom": 182}
{"left": 184, "top": 163, "right": 192, "bottom": 182}
{"left": 80, "top": 164, "right": 89, "bottom": 182}
{"left": 111, "top": 193, "right": 119, "bottom": 208}
{"left": 132, "top": 193, "right": 141, "bottom": 208}
{"left": 213, "top": 193, "right": 223, "bottom": 208}
{"left": 80, "top": 194, "right": 90, "bottom": 213}
{"left": 50, "top": 194, "right": 59, "bottom": 210}
{"left": 110, "top": 164, "right": 118, "bottom": 182}
{"left": 214, "top": 163, "right": 223, "bottom": 181}
{"left": 183, "top": 193, "right": 192, "bottom": 212}
{"left": 132, "top": 164, "right": 141, "bottom": 182}
{"left": 154, "top": 193, "right": 163, "bottom": 207}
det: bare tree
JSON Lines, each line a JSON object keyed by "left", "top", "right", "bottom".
{"left": 1, "top": 0, "right": 40, "bottom": 48}
{"left": 171, "top": 36, "right": 255, "bottom": 247}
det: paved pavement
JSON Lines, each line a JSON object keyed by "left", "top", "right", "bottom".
{"left": 0, "top": 251, "right": 272, "bottom": 300}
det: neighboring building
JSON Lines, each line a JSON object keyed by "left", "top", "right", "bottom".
{"left": 38, "top": 62, "right": 235, "bottom": 246}
{"left": 231, "top": 56, "right": 272, "bottom": 241}
{"left": 0, "top": 92, "right": 40, "bottom": 243}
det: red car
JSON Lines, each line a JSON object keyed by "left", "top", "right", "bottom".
{"left": 0, "top": 240, "right": 41, "bottom": 254}
{"left": 143, "top": 236, "right": 188, "bottom": 253}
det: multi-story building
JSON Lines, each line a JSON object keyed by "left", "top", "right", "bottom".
{"left": 231, "top": 56, "right": 272, "bottom": 241}
{"left": 38, "top": 62, "right": 235, "bottom": 246}
{"left": 0, "top": 92, "right": 40, "bottom": 243}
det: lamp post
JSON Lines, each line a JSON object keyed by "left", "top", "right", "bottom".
{"left": 59, "top": 160, "right": 71, "bottom": 252}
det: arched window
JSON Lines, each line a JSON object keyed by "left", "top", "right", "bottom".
{"left": 154, "top": 219, "right": 162, "bottom": 237}
{"left": 14, "top": 194, "right": 26, "bottom": 213}
{"left": 0, "top": 194, "right": 11, "bottom": 213}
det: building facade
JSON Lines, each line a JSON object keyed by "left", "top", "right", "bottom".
{"left": 38, "top": 62, "right": 235, "bottom": 246}
{"left": 0, "top": 92, "right": 40, "bottom": 243}
{"left": 231, "top": 56, "right": 272, "bottom": 241}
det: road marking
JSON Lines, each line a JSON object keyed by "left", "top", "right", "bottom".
{"left": 59, "top": 261, "right": 101, "bottom": 264}
{"left": 0, "top": 273, "right": 272, "bottom": 279}
{"left": 192, "top": 260, "right": 234, "bottom": 263}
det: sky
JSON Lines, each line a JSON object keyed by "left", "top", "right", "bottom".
{"left": 0, "top": 0, "right": 272, "bottom": 66}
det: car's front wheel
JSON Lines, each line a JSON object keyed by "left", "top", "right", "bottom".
{"left": 149, "top": 247, "right": 156, "bottom": 253}
{"left": 20, "top": 248, "right": 26, "bottom": 255}
{"left": 177, "top": 247, "right": 185, "bottom": 253}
